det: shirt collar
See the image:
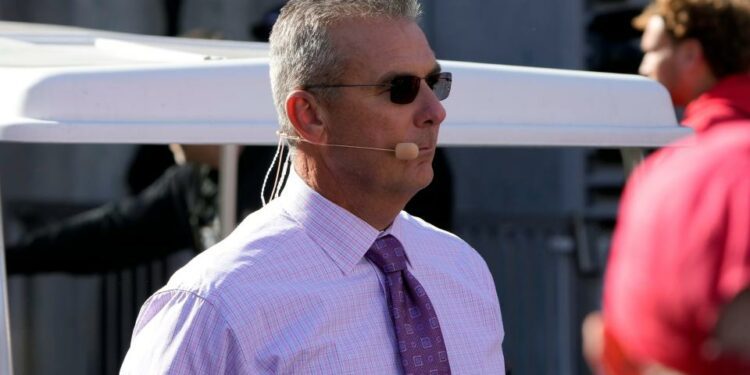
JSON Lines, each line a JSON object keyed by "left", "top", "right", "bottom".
{"left": 683, "top": 73, "right": 750, "bottom": 133}
{"left": 381, "top": 213, "right": 406, "bottom": 243}
{"left": 280, "top": 169, "right": 411, "bottom": 274}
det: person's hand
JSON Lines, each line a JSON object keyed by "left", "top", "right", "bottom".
{"left": 169, "top": 144, "right": 221, "bottom": 169}
{"left": 712, "top": 288, "right": 750, "bottom": 360}
{"left": 582, "top": 311, "right": 605, "bottom": 375}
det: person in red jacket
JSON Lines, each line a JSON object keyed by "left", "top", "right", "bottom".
{"left": 584, "top": 122, "right": 750, "bottom": 375}
{"left": 583, "top": 0, "right": 750, "bottom": 374}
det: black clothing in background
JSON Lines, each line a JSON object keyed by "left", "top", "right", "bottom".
{"left": 7, "top": 164, "right": 216, "bottom": 274}
{"left": 126, "top": 145, "right": 176, "bottom": 195}
{"left": 6, "top": 146, "right": 453, "bottom": 274}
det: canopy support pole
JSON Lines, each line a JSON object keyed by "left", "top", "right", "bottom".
{"left": 0, "top": 176, "right": 14, "bottom": 375}
{"left": 219, "top": 145, "right": 239, "bottom": 239}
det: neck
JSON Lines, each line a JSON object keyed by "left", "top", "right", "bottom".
{"left": 293, "top": 152, "right": 408, "bottom": 231}
{"left": 686, "top": 69, "right": 718, "bottom": 105}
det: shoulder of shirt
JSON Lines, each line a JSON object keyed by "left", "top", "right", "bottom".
{"left": 624, "top": 121, "right": 750, "bottom": 204}
{"left": 399, "top": 211, "right": 462, "bottom": 241}
{"left": 156, "top": 198, "right": 308, "bottom": 303}
{"left": 638, "top": 121, "right": 750, "bottom": 176}
{"left": 398, "top": 211, "right": 496, "bottom": 289}
{"left": 398, "top": 211, "right": 482, "bottom": 259}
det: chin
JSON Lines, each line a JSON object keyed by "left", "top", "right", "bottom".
{"left": 411, "top": 165, "right": 435, "bottom": 191}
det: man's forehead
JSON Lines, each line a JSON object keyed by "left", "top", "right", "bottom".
{"left": 641, "top": 15, "right": 671, "bottom": 50}
{"left": 330, "top": 17, "right": 437, "bottom": 79}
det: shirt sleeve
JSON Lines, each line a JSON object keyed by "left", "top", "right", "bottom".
{"left": 120, "top": 289, "right": 248, "bottom": 374}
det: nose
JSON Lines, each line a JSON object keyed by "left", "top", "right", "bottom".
{"left": 414, "top": 80, "right": 447, "bottom": 128}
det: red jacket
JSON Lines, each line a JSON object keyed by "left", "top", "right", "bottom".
{"left": 604, "top": 74, "right": 750, "bottom": 375}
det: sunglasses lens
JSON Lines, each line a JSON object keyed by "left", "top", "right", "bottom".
{"left": 390, "top": 75, "right": 421, "bottom": 104}
{"left": 389, "top": 72, "right": 452, "bottom": 104}
{"left": 429, "top": 72, "right": 452, "bottom": 101}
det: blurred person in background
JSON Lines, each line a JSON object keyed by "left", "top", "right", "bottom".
{"left": 583, "top": 0, "right": 750, "bottom": 374}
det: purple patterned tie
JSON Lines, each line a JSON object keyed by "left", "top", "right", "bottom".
{"left": 366, "top": 235, "right": 451, "bottom": 375}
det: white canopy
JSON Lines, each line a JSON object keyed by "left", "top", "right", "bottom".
{"left": 0, "top": 21, "right": 688, "bottom": 146}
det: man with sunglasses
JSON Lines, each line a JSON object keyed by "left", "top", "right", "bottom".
{"left": 121, "top": 0, "right": 505, "bottom": 373}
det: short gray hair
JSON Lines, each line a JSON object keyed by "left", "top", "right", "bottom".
{"left": 268, "top": 0, "right": 422, "bottom": 138}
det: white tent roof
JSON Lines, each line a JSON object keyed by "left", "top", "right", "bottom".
{"left": 0, "top": 21, "right": 689, "bottom": 147}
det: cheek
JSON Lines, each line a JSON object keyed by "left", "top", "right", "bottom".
{"left": 654, "top": 57, "right": 670, "bottom": 77}
{"left": 328, "top": 104, "right": 374, "bottom": 142}
{"left": 330, "top": 99, "right": 414, "bottom": 147}
{"left": 363, "top": 112, "right": 411, "bottom": 144}
{"left": 656, "top": 62, "right": 681, "bottom": 95}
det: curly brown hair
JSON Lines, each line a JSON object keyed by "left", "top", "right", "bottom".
{"left": 633, "top": 0, "right": 750, "bottom": 78}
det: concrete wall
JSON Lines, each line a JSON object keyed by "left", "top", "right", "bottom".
{"left": 0, "top": 0, "right": 165, "bottom": 34}
{"left": 419, "top": 0, "right": 589, "bottom": 219}
{"left": 425, "top": 0, "right": 584, "bottom": 68}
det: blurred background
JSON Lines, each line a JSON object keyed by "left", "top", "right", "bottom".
{"left": 0, "top": 0, "right": 654, "bottom": 373}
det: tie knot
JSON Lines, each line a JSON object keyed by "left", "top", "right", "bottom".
{"left": 365, "top": 235, "right": 407, "bottom": 273}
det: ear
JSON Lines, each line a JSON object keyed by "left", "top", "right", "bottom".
{"left": 285, "top": 90, "right": 327, "bottom": 144}
{"left": 676, "top": 39, "right": 706, "bottom": 70}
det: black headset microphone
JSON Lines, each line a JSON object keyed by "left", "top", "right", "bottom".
{"left": 277, "top": 132, "right": 420, "bottom": 161}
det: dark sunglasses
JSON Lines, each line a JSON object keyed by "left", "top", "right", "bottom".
{"left": 305, "top": 72, "right": 452, "bottom": 105}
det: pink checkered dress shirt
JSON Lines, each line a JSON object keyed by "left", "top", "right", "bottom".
{"left": 120, "top": 171, "right": 505, "bottom": 374}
